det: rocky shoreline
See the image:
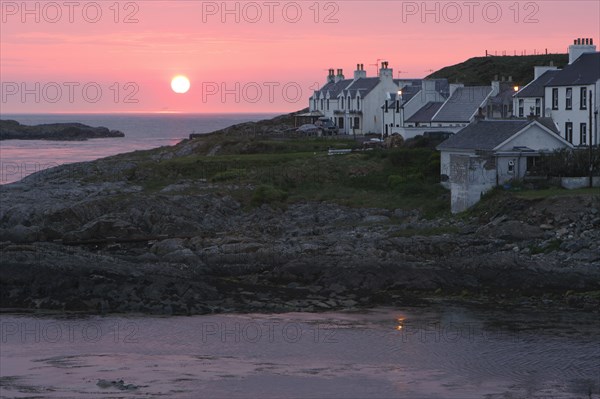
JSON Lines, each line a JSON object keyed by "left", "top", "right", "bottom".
{"left": 1, "top": 170, "right": 599, "bottom": 315}
{"left": 0, "top": 120, "right": 124, "bottom": 141}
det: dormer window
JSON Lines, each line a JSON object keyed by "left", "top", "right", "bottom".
{"left": 347, "top": 96, "right": 351, "bottom": 109}
{"left": 356, "top": 97, "right": 360, "bottom": 110}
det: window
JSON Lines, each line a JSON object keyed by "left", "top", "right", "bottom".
{"left": 356, "top": 97, "right": 360, "bottom": 110}
{"left": 508, "top": 160, "right": 515, "bottom": 174}
{"left": 338, "top": 117, "right": 344, "bottom": 129}
{"left": 580, "top": 88, "right": 587, "bottom": 109}
{"left": 326, "top": 99, "right": 330, "bottom": 111}
{"left": 340, "top": 98, "right": 344, "bottom": 109}
{"left": 565, "top": 88, "right": 572, "bottom": 110}
{"left": 565, "top": 122, "right": 573, "bottom": 143}
{"left": 313, "top": 98, "right": 317, "bottom": 109}
{"left": 535, "top": 98, "right": 541, "bottom": 116}
{"left": 580, "top": 123, "right": 587, "bottom": 145}
{"left": 353, "top": 117, "right": 360, "bottom": 129}
{"left": 552, "top": 88, "right": 558, "bottom": 110}
{"left": 347, "top": 96, "right": 351, "bottom": 109}
{"left": 518, "top": 99, "right": 524, "bottom": 117}
{"left": 320, "top": 99, "right": 324, "bottom": 110}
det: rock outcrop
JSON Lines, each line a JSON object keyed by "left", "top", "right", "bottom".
{"left": 0, "top": 120, "right": 125, "bottom": 141}
{"left": 1, "top": 169, "right": 599, "bottom": 315}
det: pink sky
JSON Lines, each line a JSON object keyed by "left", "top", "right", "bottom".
{"left": 1, "top": 0, "right": 599, "bottom": 113}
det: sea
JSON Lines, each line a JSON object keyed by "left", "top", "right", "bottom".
{"left": 0, "top": 113, "right": 278, "bottom": 184}
{"left": 1, "top": 306, "right": 598, "bottom": 398}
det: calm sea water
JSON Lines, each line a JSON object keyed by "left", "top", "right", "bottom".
{"left": 1, "top": 307, "right": 598, "bottom": 398}
{"left": 0, "top": 113, "right": 277, "bottom": 184}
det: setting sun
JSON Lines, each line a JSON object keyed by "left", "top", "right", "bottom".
{"left": 171, "top": 75, "right": 191, "bottom": 94}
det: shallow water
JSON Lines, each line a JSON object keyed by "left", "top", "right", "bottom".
{"left": 0, "top": 113, "right": 276, "bottom": 184}
{"left": 1, "top": 307, "right": 598, "bottom": 398}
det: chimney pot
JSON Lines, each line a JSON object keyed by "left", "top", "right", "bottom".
{"left": 574, "top": 39, "right": 577, "bottom": 45}
{"left": 591, "top": 38, "right": 594, "bottom": 45}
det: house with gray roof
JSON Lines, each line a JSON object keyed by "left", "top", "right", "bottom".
{"left": 436, "top": 118, "right": 573, "bottom": 213}
{"left": 431, "top": 85, "right": 494, "bottom": 125}
{"left": 309, "top": 63, "right": 400, "bottom": 135}
{"left": 543, "top": 39, "right": 599, "bottom": 146}
{"left": 513, "top": 68, "right": 560, "bottom": 118}
{"left": 380, "top": 79, "right": 449, "bottom": 138}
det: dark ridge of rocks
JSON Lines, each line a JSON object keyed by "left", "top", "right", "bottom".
{"left": 0, "top": 119, "right": 125, "bottom": 141}
{"left": 1, "top": 175, "right": 599, "bottom": 315}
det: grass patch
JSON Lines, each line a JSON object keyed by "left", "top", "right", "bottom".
{"left": 514, "top": 187, "right": 600, "bottom": 199}
{"left": 81, "top": 135, "right": 452, "bottom": 216}
{"left": 528, "top": 239, "right": 562, "bottom": 254}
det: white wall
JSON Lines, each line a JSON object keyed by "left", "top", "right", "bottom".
{"left": 448, "top": 154, "right": 497, "bottom": 213}
{"left": 496, "top": 123, "right": 567, "bottom": 152}
{"left": 545, "top": 83, "right": 596, "bottom": 146}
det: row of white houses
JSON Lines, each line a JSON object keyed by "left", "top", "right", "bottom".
{"left": 308, "top": 38, "right": 599, "bottom": 149}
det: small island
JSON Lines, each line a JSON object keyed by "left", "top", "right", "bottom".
{"left": 0, "top": 119, "right": 125, "bottom": 141}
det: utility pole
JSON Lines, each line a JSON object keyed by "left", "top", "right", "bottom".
{"left": 589, "top": 90, "right": 593, "bottom": 188}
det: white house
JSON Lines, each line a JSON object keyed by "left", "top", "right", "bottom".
{"left": 436, "top": 118, "right": 573, "bottom": 213}
{"left": 513, "top": 66, "right": 559, "bottom": 118}
{"left": 544, "top": 38, "right": 599, "bottom": 147}
{"left": 392, "top": 84, "right": 494, "bottom": 140}
{"left": 381, "top": 79, "right": 449, "bottom": 137}
{"left": 309, "top": 62, "right": 402, "bottom": 135}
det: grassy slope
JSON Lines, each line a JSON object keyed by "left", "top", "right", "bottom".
{"left": 426, "top": 54, "right": 568, "bottom": 86}
{"left": 90, "top": 133, "right": 450, "bottom": 217}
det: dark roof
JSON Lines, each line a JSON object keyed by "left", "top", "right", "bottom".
{"left": 398, "top": 84, "right": 421, "bottom": 103}
{"left": 546, "top": 52, "right": 600, "bottom": 86}
{"left": 432, "top": 86, "right": 492, "bottom": 122}
{"left": 406, "top": 102, "right": 444, "bottom": 123}
{"left": 437, "top": 118, "right": 559, "bottom": 150}
{"left": 514, "top": 70, "right": 560, "bottom": 98}
{"left": 437, "top": 120, "right": 530, "bottom": 150}
{"left": 342, "top": 77, "right": 380, "bottom": 98}
{"left": 314, "top": 79, "right": 353, "bottom": 99}
{"left": 535, "top": 116, "right": 559, "bottom": 133}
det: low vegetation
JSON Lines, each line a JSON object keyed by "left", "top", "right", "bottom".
{"left": 85, "top": 133, "right": 451, "bottom": 217}
{"left": 426, "top": 54, "right": 568, "bottom": 86}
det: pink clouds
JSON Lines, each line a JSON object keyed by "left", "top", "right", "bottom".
{"left": 1, "top": 0, "right": 598, "bottom": 113}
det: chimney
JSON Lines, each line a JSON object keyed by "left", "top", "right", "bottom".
{"left": 379, "top": 61, "right": 393, "bottom": 82}
{"left": 326, "top": 68, "right": 335, "bottom": 84}
{"left": 491, "top": 81, "right": 500, "bottom": 95}
{"left": 353, "top": 63, "right": 367, "bottom": 80}
{"left": 533, "top": 65, "right": 558, "bottom": 79}
{"left": 568, "top": 37, "right": 596, "bottom": 64}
